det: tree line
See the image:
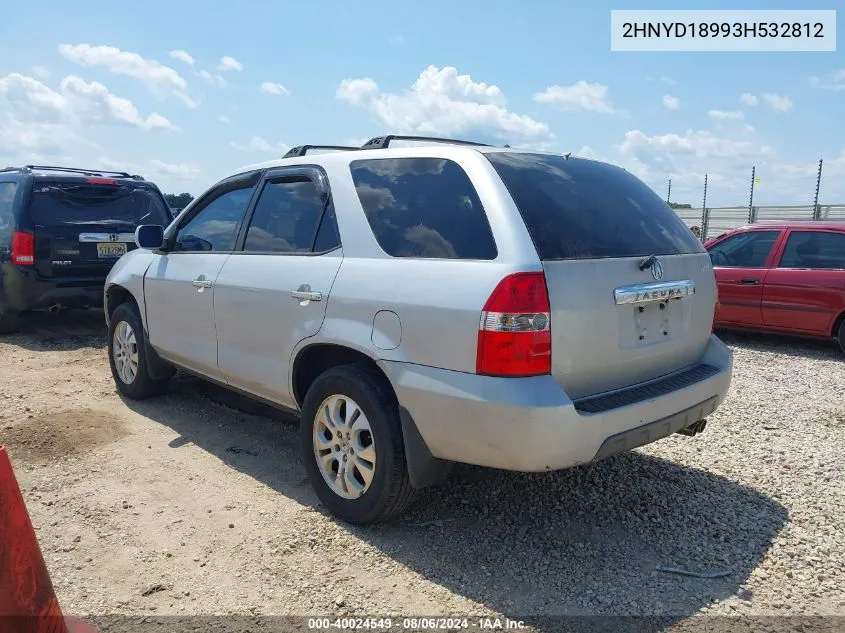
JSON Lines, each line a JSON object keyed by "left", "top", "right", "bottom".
{"left": 164, "top": 193, "right": 194, "bottom": 210}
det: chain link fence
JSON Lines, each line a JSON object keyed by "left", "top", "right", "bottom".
{"left": 673, "top": 205, "right": 845, "bottom": 241}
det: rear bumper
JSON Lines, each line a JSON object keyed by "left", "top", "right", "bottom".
{"left": 380, "top": 334, "right": 733, "bottom": 472}
{"left": 0, "top": 264, "right": 105, "bottom": 313}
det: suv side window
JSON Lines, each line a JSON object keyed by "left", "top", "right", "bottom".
{"left": 708, "top": 230, "right": 780, "bottom": 268}
{"left": 174, "top": 179, "right": 257, "bottom": 252}
{"left": 0, "top": 182, "right": 17, "bottom": 231}
{"left": 778, "top": 231, "right": 845, "bottom": 270}
{"left": 349, "top": 158, "right": 497, "bottom": 260}
{"left": 243, "top": 178, "right": 338, "bottom": 253}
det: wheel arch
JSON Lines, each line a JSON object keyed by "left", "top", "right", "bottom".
{"left": 290, "top": 340, "right": 452, "bottom": 489}
{"left": 290, "top": 341, "right": 392, "bottom": 410}
{"left": 832, "top": 308, "right": 845, "bottom": 339}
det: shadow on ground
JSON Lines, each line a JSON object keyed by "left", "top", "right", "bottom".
{"left": 0, "top": 308, "right": 105, "bottom": 351}
{"left": 121, "top": 373, "right": 789, "bottom": 630}
{"left": 716, "top": 328, "right": 842, "bottom": 361}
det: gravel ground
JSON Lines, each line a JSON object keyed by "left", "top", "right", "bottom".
{"left": 1, "top": 310, "right": 844, "bottom": 632}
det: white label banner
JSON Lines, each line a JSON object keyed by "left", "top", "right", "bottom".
{"left": 611, "top": 10, "right": 836, "bottom": 52}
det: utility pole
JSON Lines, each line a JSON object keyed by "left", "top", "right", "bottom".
{"left": 666, "top": 178, "right": 671, "bottom": 204}
{"left": 813, "top": 158, "right": 823, "bottom": 220}
{"left": 700, "top": 174, "right": 708, "bottom": 241}
{"left": 748, "top": 166, "right": 756, "bottom": 223}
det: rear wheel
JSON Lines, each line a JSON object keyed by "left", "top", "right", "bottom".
{"left": 0, "top": 311, "right": 17, "bottom": 335}
{"left": 108, "top": 302, "right": 170, "bottom": 399}
{"left": 300, "top": 365, "right": 415, "bottom": 524}
{"left": 837, "top": 319, "right": 845, "bottom": 354}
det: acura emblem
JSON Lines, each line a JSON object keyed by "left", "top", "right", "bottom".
{"left": 651, "top": 259, "right": 664, "bottom": 281}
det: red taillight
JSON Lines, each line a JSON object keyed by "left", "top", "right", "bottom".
{"left": 86, "top": 177, "right": 118, "bottom": 185}
{"left": 11, "top": 232, "right": 34, "bottom": 266}
{"left": 476, "top": 272, "right": 552, "bottom": 377}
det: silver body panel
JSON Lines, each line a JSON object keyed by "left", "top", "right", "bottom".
{"left": 106, "top": 145, "right": 733, "bottom": 472}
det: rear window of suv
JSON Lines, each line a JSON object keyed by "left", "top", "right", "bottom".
{"left": 28, "top": 180, "right": 171, "bottom": 226}
{"left": 350, "top": 158, "right": 497, "bottom": 260}
{"left": 485, "top": 152, "right": 704, "bottom": 260}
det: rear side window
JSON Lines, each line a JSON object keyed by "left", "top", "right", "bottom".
{"left": 779, "top": 231, "right": 845, "bottom": 270}
{"left": 350, "top": 158, "right": 497, "bottom": 260}
{"left": 0, "top": 182, "right": 17, "bottom": 230}
{"left": 28, "top": 181, "right": 171, "bottom": 226}
{"left": 485, "top": 152, "right": 703, "bottom": 260}
{"left": 243, "top": 178, "right": 332, "bottom": 253}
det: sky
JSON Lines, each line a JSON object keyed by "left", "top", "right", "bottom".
{"left": 0, "top": 0, "right": 843, "bottom": 207}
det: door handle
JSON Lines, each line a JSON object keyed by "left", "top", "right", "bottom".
{"left": 192, "top": 276, "right": 213, "bottom": 289}
{"left": 290, "top": 290, "right": 322, "bottom": 301}
{"left": 740, "top": 278, "right": 759, "bottom": 285}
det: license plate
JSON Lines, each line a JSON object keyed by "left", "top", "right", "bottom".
{"left": 97, "top": 242, "right": 127, "bottom": 258}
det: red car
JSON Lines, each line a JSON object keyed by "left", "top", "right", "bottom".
{"left": 704, "top": 221, "right": 845, "bottom": 352}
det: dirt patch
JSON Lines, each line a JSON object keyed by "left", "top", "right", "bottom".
{"left": 1, "top": 408, "right": 127, "bottom": 464}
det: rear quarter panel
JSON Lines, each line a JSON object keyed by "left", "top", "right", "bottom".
{"left": 312, "top": 150, "right": 541, "bottom": 373}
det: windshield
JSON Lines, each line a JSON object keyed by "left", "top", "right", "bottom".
{"left": 28, "top": 181, "right": 171, "bottom": 226}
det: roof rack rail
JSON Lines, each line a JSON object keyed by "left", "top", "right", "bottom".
{"left": 361, "top": 135, "right": 492, "bottom": 150}
{"left": 283, "top": 145, "right": 359, "bottom": 158}
{"left": 21, "top": 165, "right": 143, "bottom": 179}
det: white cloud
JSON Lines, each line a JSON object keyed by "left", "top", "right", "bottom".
{"left": 662, "top": 94, "right": 679, "bottom": 110}
{"left": 337, "top": 65, "right": 551, "bottom": 142}
{"left": 168, "top": 50, "right": 195, "bottom": 66}
{"left": 809, "top": 69, "right": 845, "bottom": 91}
{"left": 337, "top": 77, "right": 379, "bottom": 106}
{"left": 58, "top": 43, "right": 196, "bottom": 108}
{"left": 534, "top": 80, "right": 615, "bottom": 114}
{"left": 708, "top": 109, "right": 745, "bottom": 121}
{"left": 613, "top": 126, "right": 785, "bottom": 205}
{"left": 647, "top": 75, "right": 676, "bottom": 86}
{"left": 740, "top": 93, "right": 758, "bottom": 106}
{"left": 618, "top": 128, "right": 771, "bottom": 161}
{"left": 218, "top": 115, "right": 230, "bottom": 124}
{"left": 259, "top": 81, "right": 289, "bottom": 96}
{"left": 150, "top": 159, "right": 200, "bottom": 180}
{"left": 218, "top": 56, "right": 243, "bottom": 72}
{"left": 762, "top": 93, "right": 793, "bottom": 112}
{"left": 198, "top": 70, "right": 227, "bottom": 87}
{"left": 230, "top": 136, "right": 289, "bottom": 154}
{"left": 0, "top": 72, "right": 175, "bottom": 131}
{"left": 0, "top": 118, "right": 95, "bottom": 159}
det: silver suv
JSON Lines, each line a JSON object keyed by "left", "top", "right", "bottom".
{"left": 104, "top": 135, "right": 733, "bottom": 524}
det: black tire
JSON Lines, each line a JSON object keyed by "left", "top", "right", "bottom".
{"left": 108, "top": 302, "right": 170, "bottom": 399}
{"left": 300, "top": 364, "right": 415, "bottom": 524}
{"left": 838, "top": 319, "right": 845, "bottom": 354}
{"left": 0, "top": 311, "right": 17, "bottom": 335}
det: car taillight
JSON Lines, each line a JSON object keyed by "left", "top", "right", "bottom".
{"left": 86, "top": 177, "right": 118, "bottom": 185}
{"left": 11, "top": 232, "right": 34, "bottom": 266}
{"left": 476, "top": 272, "right": 551, "bottom": 377}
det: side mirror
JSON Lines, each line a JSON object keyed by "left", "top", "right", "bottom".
{"left": 135, "top": 225, "right": 165, "bottom": 250}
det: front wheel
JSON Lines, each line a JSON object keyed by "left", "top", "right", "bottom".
{"left": 300, "top": 365, "right": 415, "bottom": 524}
{"left": 838, "top": 319, "right": 845, "bottom": 354}
{"left": 108, "top": 302, "right": 170, "bottom": 399}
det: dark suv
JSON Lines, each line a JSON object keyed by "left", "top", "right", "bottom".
{"left": 0, "top": 165, "right": 172, "bottom": 333}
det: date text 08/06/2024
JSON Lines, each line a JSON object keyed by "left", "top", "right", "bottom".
{"left": 307, "top": 617, "right": 527, "bottom": 630}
